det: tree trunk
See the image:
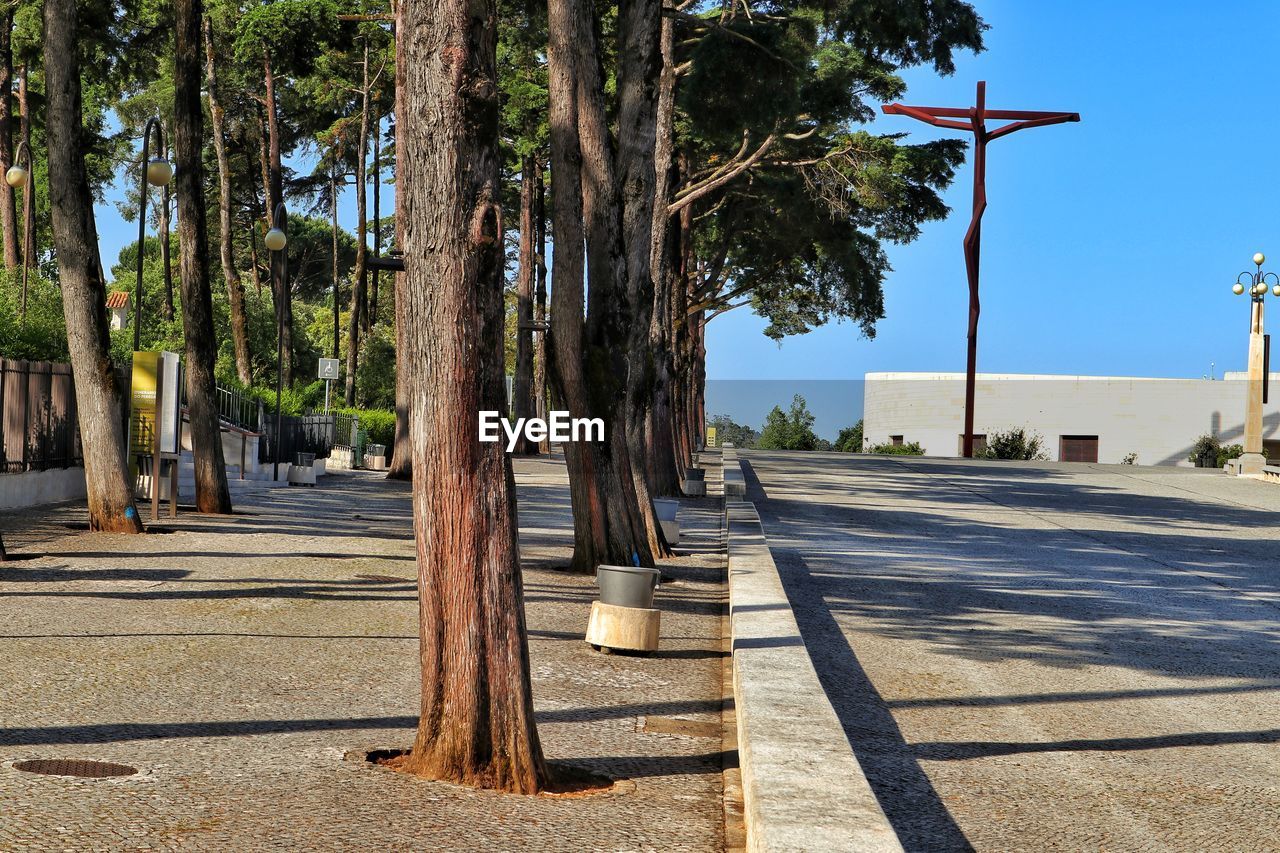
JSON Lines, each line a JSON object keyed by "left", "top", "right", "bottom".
{"left": 398, "top": 0, "right": 547, "bottom": 793}
{"left": 330, "top": 163, "right": 341, "bottom": 361}
{"left": 645, "top": 5, "right": 681, "bottom": 495}
{"left": 160, "top": 134, "right": 174, "bottom": 323}
{"left": 43, "top": 0, "right": 142, "bottom": 533}
{"left": 614, "top": 0, "right": 669, "bottom": 552}
{"left": 204, "top": 16, "right": 251, "bottom": 386}
{"left": 387, "top": 10, "right": 411, "bottom": 482}
{"left": 573, "top": 0, "right": 662, "bottom": 561}
{"left": 511, "top": 155, "right": 536, "bottom": 454}
{"left": 175, "top": 0, "right": 232, "bottom": 515}
{"left": 262, "top": 53, "right": 293, "bottom": 387}
{"left": 19, "top": 63, "right": 32, "bottom": 286}
{"left": 371, "top": 114, "right": 381, "bottom": 324}
{"left": 532, "top": 158, "right": 548, "bottom": 452}
{"left": 0, "top": 10, "right": 17, "bottom": 273}
{"left": 344, "top": 42, "right": 372, "bottom": 406}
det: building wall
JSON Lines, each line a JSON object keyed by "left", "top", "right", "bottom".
{"left": 863, "top": 372, "right": 1280, "bottom": 466}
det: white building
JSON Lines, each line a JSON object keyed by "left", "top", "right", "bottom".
{"left": 863, "top": 372, "right": 1280, "bottom": 466}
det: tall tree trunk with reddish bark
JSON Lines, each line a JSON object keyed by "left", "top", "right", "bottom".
{"left": 546, "top": 0, "right": 657, "bottom": 571}
{"left": 387, "top": 10, "right": 411, "bottom": 482}
{"left": 398, "top": 0, "right": 547, "bottom": 792}
{"left": 204, "top": 16, "right": 251, "bottom": 385}
{"left": 160, "top": 135, "right": 174, "bottom": 322}
{"left": 345, "top": 42, "right": 372, "bottom": 406}
{"left": 44, "top": 0, "right": 142, "bottom": 533}
{"left": 175, "top": 0, "right": 232, "bottom": 514}
{"left": 19, "top": 63, "right": 32, "bottom": 289}
{"left": 511, "top": 155, "right": 537, "bottom": 454}
{"left": 0, "top": 10, "right": 17, "bottom": 274}
{"left": 262, "top": 53, "right": 293, "bottom": 386}
{"left": 532, "top": 158, "right": 548, "bottom": 451}
{"left": 645, "top": 4, "right": 681, "bottom": 495}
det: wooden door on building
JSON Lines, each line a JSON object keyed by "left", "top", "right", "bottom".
{"left": 1059, "top": 435, "right": 1099, "bottom": 463}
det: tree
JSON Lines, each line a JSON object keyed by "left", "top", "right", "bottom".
{"left": 175, "top": 0, "right": 233, "bottom": 514}
{"left": 835, "top": 419, "right": 863, "bottom": 453}
{"left": 757, "top": 394, "right": 820, "bottom": 451}
{"left": 43, "top": 0, "right": 141, "bottom": 533}
{"left": 398, "top": 0, "right": 546, "bottom": 791}
{"left": 977, "top": 427, "right": 1047, "bottom": 461}
{"left": 204, "top": 14, "right": 253, "bottom": 385}
{"left": 707, "top": 413, "right": 758, "bottom": 448}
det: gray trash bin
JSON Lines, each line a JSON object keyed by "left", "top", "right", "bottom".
{"left": 685, "top": 467, "right": 705, "bottom": 481}
{"left": 653, "top": 498, "right": 679, "bottom": 522}
{"left": 596, "top": 565, "right": 661, "bottom": 609}
{"left": 294, "top": 452, "right": 316, "bottom": 467}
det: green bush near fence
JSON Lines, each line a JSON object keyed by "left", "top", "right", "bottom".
{"left": 334, "top": 407, "right": 395, "bottom": 447}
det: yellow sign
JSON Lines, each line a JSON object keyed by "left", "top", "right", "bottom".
{"left": 130, "top": 351, "right": 160, "bottom": 457}
{"left": 706, "top": 426, "right": 717, "bottom": 447}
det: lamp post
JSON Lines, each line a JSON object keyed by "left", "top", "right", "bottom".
{"left": 133, "top": 117, "right": 174, "bottom": 353}
{"left": 1232, "top": 252, "right": 1280, "bottom": 475}
{"left": 6, "top": 138, "right": 33, "bottom": 317}
{"left": 267, "top": 203, "right": 289, "bottom": 481}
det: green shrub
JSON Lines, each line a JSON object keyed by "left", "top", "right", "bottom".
{"left": 835, "top": 420, "right": 863, "bottom": 453}
{"left": 336, "top": 407, "right": 395, "bottom": 447}
{"left": 977, "top": 427, "right": 1047, "bottom": 461}
{"left": 868, "top": 440, "right": 924, "bottom": 455}
{"left": 757, "top": 395, "right": 820, "bottom": 451}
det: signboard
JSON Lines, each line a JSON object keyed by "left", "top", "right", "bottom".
{"left": 706, "top": 426, "right": 718, "bottom": 447}
{"left": 318, "top": 357, "right": 340, "bottom": 381}
{"left": 129, "top": 351, "right": 180, "bottom": 458}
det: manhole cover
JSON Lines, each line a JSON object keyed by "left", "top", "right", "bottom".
{"left": 14, "top": 759, "right": 137, "bottom": 778}
{"left": 356, "top": 574, "right": 411, "bottom": 584}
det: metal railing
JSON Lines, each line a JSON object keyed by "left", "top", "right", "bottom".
{"left": 180, "top": 380, "right": 260, "bottom": 433}
{"left": 0, "top": 359, "right": 82, "bottom": 473}
{"left": 258, "top": 412, "right": 336, "bottom": 466}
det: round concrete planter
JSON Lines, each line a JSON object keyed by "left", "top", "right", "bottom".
{"left": 596, "top": 565, "right": 661, "bottom": 609}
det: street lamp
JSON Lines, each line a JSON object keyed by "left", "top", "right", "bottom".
{"left": 133, "top": 117, "right": 172, "bottom": 353}
{"left": 269, "top": 203, "right": 288, "bottom": 481}
{"left": 1232, "top": 252, "right": 1279, "bottom": 475}
{"left": 6, "top": 139, "right": 32, "bottom": 317}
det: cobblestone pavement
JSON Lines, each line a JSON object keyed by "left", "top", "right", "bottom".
{"left": 745, "top": 451, "right": 1280, "bottom": 852}
{"left": 0, "top": 456, "right": 726, "bottom": 851}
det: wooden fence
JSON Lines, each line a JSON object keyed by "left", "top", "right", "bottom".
{"left": 0, "top": 359, "right": 82, "bottom": 473}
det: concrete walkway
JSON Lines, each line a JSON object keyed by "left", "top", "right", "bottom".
{"left": 745, "top": 451, "right": 1280, "bottom": 852}
{"left": 0, "top": 458, "right": 726, "bottom": 851}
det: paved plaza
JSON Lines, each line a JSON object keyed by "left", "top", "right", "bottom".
{"left": 0, "top": 458, "right": 727, "bottom": 851}
{"left": 746, "top": 451, "right": 1280, "bottom": 852}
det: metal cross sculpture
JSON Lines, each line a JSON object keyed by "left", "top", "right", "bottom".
{"left": 883, "top": 81, "right": 1079, "bottom": 458}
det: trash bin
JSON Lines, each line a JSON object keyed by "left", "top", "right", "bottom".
{"left": 685, "top": 467, "right": 705, "bottom": 481}
{"left": 596, "top": 565, "right": 661, "bottom": 609}
{"left": 367, "top": 443, "right": 386, "bottom": 459}
{"left": 294, "top": 451, "right": 316, "bottom": 468}
{"left": 653, "top": 498, "right": 679, "bottom": 521}
{"left": 354, "top": 430, "right": 369, "bottom": 468}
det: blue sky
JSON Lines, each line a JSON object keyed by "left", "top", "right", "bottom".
{"left": 705, "top": 0, "right": 1280, "bottom": 383}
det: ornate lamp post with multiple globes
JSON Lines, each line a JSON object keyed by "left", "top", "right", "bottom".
{"left": 133, "top": 117, "right": 174, "bottom": 353}
{"left": 266, "top": 204, "right": 288, "bottom": 481}
{"left": 1232, "top": 252, "right": 1280, "bottom": 474}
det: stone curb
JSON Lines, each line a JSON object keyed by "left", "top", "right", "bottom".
{"left": 726, "top": 499, "right": 903, "bottom": 853}
{"left": 723, "top": 443, "right": 746, "bottom": 498}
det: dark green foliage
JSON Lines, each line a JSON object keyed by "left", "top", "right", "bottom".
{"left": 757, "top": 394, "right": 820, "bottom": 450}
{"left": 336, "top": 406, "right": 394, "bottom": 447}
{"left": 977, "top": 427, "right": 1047, "bottom": 461}
{"left": 835, "top": 419, "right": 863, "bottom": 452}
{"left": 1189, "top": 434, "right": 1244, "bottom": 468}
{"left": 867, "top": 440, "right": 924, "bottom": 455}
{"left": 680, "top": 0, "right": 985, "bottom": 339}
{"left": 708, "top": 413, "right": 759, "bottom": 449}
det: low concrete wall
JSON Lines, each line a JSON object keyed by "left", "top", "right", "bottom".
{"left": 723, "top": 442, "right": 746, "bottom": 498}
{"left": 0, "top": 467, "right": 86, "bottom": 510}
{"left": 727, "top": 500, "right": 902, "bottom": 852}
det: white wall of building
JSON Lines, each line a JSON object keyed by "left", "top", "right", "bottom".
{"left": 0, "top": 467, "right": 87, "bottom": 510}
{"left": 863, "top": 372, "right": 1280, "bottom": 466}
